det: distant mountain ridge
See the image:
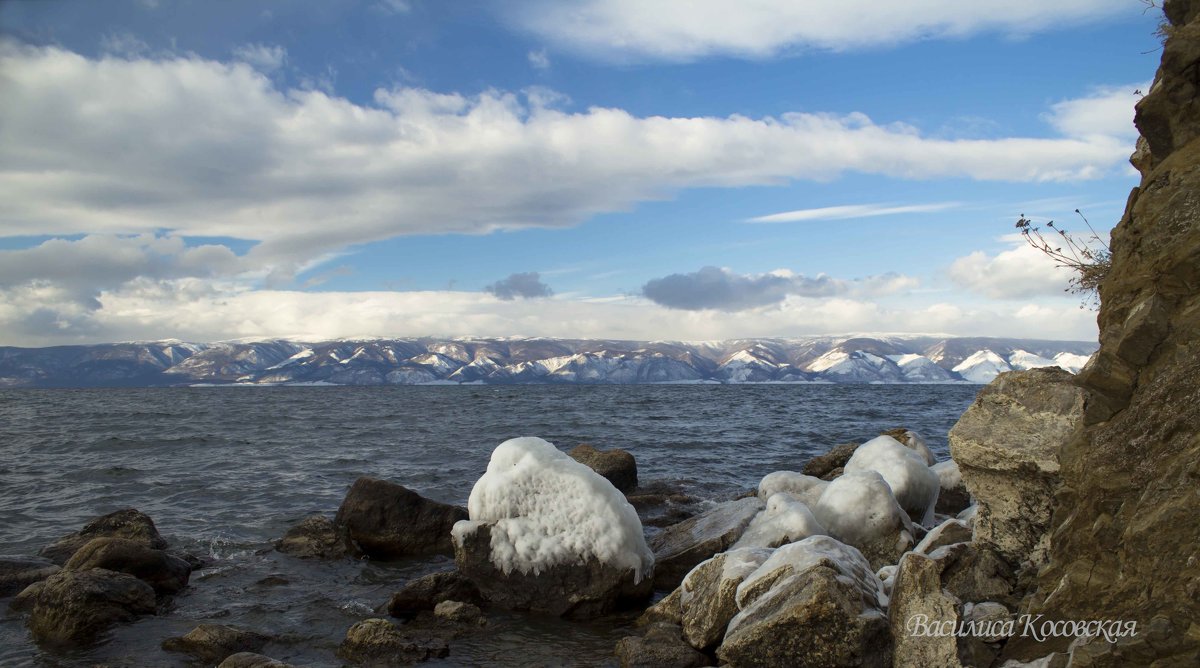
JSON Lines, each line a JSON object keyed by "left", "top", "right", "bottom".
{"left": 0, "top": 336, "right": 1098, "bottom": 388}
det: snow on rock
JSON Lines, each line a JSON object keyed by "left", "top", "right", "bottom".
{"left": 812, "top": 471, "right": 915, "bottom": 569}
{"left": 1007, "top": 350, "right": 1057, "bottom": 371}
{"left": 952, "top": 349, "right": 1012, "bottom": 383}
{"left": 677, "top": 547, "right": 775, "bottom": 650}
{"left": 454, "top": 436, "right": 652, "bottom": 580}
{"left": 844, "top": 435, "right": 940, "bottom": 525}
{"left": 1053, "top": 351, "right": 1091, "bottom": 373}
{"left": 731, "top": 493, "right": 826, "bottom": 550}
{"left": 886, "top": 429, "right": 936, "bottom": 466}
{"left": 931, "top": 459, "right": 962, "bottom": 490}
{"left": 757, "top": 471, "right": 828, "bottom": 507}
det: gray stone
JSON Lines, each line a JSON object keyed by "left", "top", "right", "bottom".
{"left": 338, "top": 617, "right": 449, "bottom": 665}
{"left": 649, "top": 497, "right": 763, "bottom": 589}
{"left": 386, "top": 569, "right": 482, "bottom": 618}
{"left": 64, "top": 536, "right": 192, "bottom": 595}
{"left": 801, "top": 442, "right": 859, "bottom": 479}
{"left": 217, "top": 653, "right": 296, "bottom": 668}
{"left": 914, "top": 518, "right": 974, "bottom": 556}
{"left": 888, "top": 551, "right": 966, "bottom": 668}
{"left": 678, "top": 547, "right": 773, "bottom": 651}
{"left": 334, "top": 477, "right": 468, "bottom": 559}
{"left": 433, "top": 600, "right": 484, "bottom": 625}
{"left": 14, "top": 568, "right": 156, "bottom": 647}
{"left": 568, "top": 443, "right": 638, "bottom": 493}
{"left": 274, "top": 514, "right": 351, "bottom": 560}
{"left": 38, "top": 508, "right": 168, "bottom": 565}
{"left": 948, "top": 367, "right": 1085, "bottom": 569}
{"left": 162, "top": 624, "right": 270, "bottom": 663}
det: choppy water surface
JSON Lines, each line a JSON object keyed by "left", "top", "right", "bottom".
{"left": 0, "top": 384, "right": 978, "bottom": 666}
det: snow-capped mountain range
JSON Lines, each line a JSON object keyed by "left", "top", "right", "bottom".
{"left": 0, "top": 336, "right": 1097, "bottom": 388}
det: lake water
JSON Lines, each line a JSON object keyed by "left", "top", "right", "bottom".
{"left": 0, "top": 383, "right": 979, "bottom": 666}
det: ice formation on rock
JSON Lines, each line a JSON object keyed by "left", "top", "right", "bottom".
{"left": 731, "top": 493, "right": 826, "bottom": 550}
{"left": 757, "top": 471, "right": 828, "bottom": 507}
{"left": 844, "top": 435, "right": 940, "bottom": 524}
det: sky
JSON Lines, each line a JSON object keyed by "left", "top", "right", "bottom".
{"left": 0, "top": 0, "right": 1164, "bottom": 346}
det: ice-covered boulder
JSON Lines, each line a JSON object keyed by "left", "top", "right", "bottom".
{"left": 757, "top": 471, "right": 828, "bottom": 506}
{"left": 844, "top": 435, "right": 940, "bottom": 525}
{"left": 812, "top": 471, "right": 915, "bottom": 569}
{"left": 914, "top": 518, "right": 973, "bottom": 556}
{"left": 881, "top": 428, "right": 936, "bottom": 466}
{"left": 649, "top": 496, "right": 763, "bottom": 589}
{"left": 731, "top": 493, "right": 825, "bottom": 550}
{"left": 717, "top": 536, "right": 891, "bottom": 667}
{"left": 452, "top": 437, "right": 653, "bottom": 618}
{"left": 678, "top": 547, "right": 774, "bottom": 650}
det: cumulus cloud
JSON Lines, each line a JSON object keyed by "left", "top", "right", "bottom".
{"left": 232, "top": 43, "right": 287, "bottom": 73}
{"left": 484, "top": 272, "right": 554, "bottom": 300}
{"left": 504, "top": 0, "right": 1131, "bottom": 61}
{"left": 1044, "top": 82, "right": 1148, "bottom": 141}
{"left": 947, "top": 236, "right": 1072, "bottom": 299}
{"left": 747, "top": 201, "right": 960, "bottom": 224}
{"left": 0, "top": 41, "right": 1134, "bottom": 272}
{"left": 640, "top": 266, "right": 915, "bottom": 311}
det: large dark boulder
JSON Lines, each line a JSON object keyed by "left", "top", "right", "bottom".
{"left": 334, "top": 477, "right": 467, "bottom": 559}
{"left": 568, "top": 443, "right": 639, "bottom": 493}
{"left": 11, "top": 568, "right": 156, "bottom": 647}
{"left": 0, "top": 557, "right": 60, "bottom": 597}
{"left": 64, "top": 536, "right": 192, "bottom": 595}
{"left": 386, "top": 569, "right": 482, "bottom": 618}
{"left": 274, "top": 514, "right": 351, "bottom": 560}
{"left": 38, "top": 508, "right": 168, "bottom": 565}
{"left": 162, "top": 624, "right": 270, "bottom": 663}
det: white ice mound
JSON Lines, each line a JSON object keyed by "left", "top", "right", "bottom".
{"left": 732, "top": 492, "right": 826, "bottom": 550}
{"left": 455, "top": 436, "right": 653, "bottom": 581}
{"left": 844, "top": 435, "right": 940, "bottom": 525}
{"left": 812, "top": 471, "right": 914, "bottom": 567}
{"left": 757, "top": 471, "right": 828, "bottom": 507}
{"left": 895, "top": 429, "right": 936, "bottom": 465}
{"left": 931, "top": 458, "right": 962, "bottom": 490}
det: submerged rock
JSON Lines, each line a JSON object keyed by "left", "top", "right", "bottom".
{"left": 615, "top": 622, "right": 712, "bottom": 668}
{"left": 453, "top": 437, "right": 653, "bottom": 618}
{"left": 386, "top": 569, "right": 482, "bottom": 618}
{"left": 627, "top": 480, "right": 705, "bottom": 529}
{"left": 13, "top": 568, "right": 156, "bottom": 647}
{"left": 335, "top": 477, "right": 468, "bottom": 559}
{"left": 162, "top": 623, "right": 270, "bottom": 663}
{"left": 38, "top": 508, "right": 169, "bottom": 565}
{"left": 717, "top": 536, "right": 891, "bottom": 667}
{"left": 949, "top": 367, "right": 1084, "bottom": 569}
{"left": 274, "top": 514, "right": 351, "bottom": 560}
{"left": 811, "top": 471, "right": 914, "bottom": 570}
{"left": 649, "top": 496, "right": 763, "bottom": 589}
{"left": 337, "top": 617, "right": 449, "bottom": 665}
{"left": 0, "top": 557, "right": 60, "bottom": 597}
{"left": 568, "top": 443, "right": 639, "bottom": 493}
{"left": 64, "top": 536, "right": 192, "bottom": 595}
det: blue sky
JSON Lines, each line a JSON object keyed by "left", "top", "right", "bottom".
{"left": 0, "top": 0, "right": 1162, "bottom": 345}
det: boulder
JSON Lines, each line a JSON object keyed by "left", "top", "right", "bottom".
{"left": 678, "top": 547, "right": 773, "bottom": 650}
{"left": 637, "top": 587, "right": 683, "bottom": 626}
{"left": 38, "top": 508, "right": 168, "bottom": 565}
{"left": 218, "top": 653, "right": 296, "bottom": 668}
{"left": 337, "top": 618, "right": 449, "bottom": 665}
{"left": 844, "top": 435, "right": 940, "bottom": 525}
{"left": 730, "top": 493, "right": 825, "bottom": 550}
{"left": 569, "top": 443, "right": 639, "bottom": 493}
{"left": 13, "top": 568, "right": 156, "bottom": 647}
{"left": 64, "top": 536, "right": 192, "bottom": 595}
{"left": 0, "top": 557, "right": 59, "bottom": 597}
{"left": 717, "top": 536, "right": 891, "bottom": 667}
{"left": 649, "top": 497, "right": 763, "bottom": 589}
{"left": 453, "top": 437, "right": 654, "bottom": 618}
{"left": 454, "top": 521, "right": 651, "bottom": 618}
{"left": 386, "top": 569, "right": 482, "bottom": 618}
{"left": 433, "top": 600, "right": 484, "bottom": 625}
{"left": 162, "top": 624, "right": 270, "bottom": 663}
{"left": 274, "top": 514, "right": 351, "bottom": 559}
{"left": 811, "top": 471, "right": 914, "bottom": 570}
{"left": 931, "top": 459, "right": 972, "bottom": 516}
{"left": 888, "top": 551, "right": 967, "bottom": 668}
{"left": 800, "top": 442, "right": 859, "bottom": 479}
{"left": 334, "top": 477, "right": 468, "bottom": 559}
{"left": 757, "top": 471, "right": 828, "bottom": 506}
{"left": 925, "top": 542, "right": 1018, "bottom": 609}
{"left": 615, "top": 622, "right": 712, "bottom": 668}
{"left": 948, "top": 367, "right": 1085, "bottom": 569}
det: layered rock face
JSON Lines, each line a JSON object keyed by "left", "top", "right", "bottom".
{"left": 1021, "top": 1, "right": 1200, "bottom": 663}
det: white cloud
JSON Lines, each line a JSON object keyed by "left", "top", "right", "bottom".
{"left": 505, "top": 0, "right": 1131, "bottom": 61}
{"left": 747, "top": 201, "right": 960, "bottom": 224}
{"left": 528, "top": 48, "right": 551, "bottom": 70}
{"left": 947, "top": 237, "right": 1073, "bottom": 299}
{"left": 0, "top": 42, "right": 1134, "bottom": 272}
{"left": 375, "top": 0, "right": 412, "bottom": 15}
{"left": 1044, "top": 82, "right": 1149, "bottom": 141}
{"left": 99, "top": 32, "right": 151, "bottom": 57}
{"left": 231, "top": 43, "right": 287, "bottom": 73}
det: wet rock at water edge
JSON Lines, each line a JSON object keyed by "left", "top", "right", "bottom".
{"left": 64, "top": 536, "right": 192, "bottom": 595}
{"left": 0, "top": 556, "right": 60, "bottom": 597}
{"left": 615, "top": 622, "right": 712, "bottom": 668}
{"left": 338, "top": 617, "right": 450, "bottom": 665}
{"left": 162, "top": 623, "right": 271, "bottom": 663}
{"left": 801, "top": 442, "right": 859, "bottom": 480}
{"left": 386, "top": 569, "right": 483, "bottom": 618}
{"left": 626, "top": 479, "right": 705, "bottom": 529}
{"left": 334, "top": 477, "right": 468, "bottom": 559}
{"left": 38, "top": 508, "right": 169, "bottom": 565}
{"left": 649, "top": 496, "right": 763, "bottom": 589}
{"left": 12, "top": 568, "right": 157, "bottom": 647}
{"left": 569, "top": 443, "right": 639, "bottom": 493}
{"left": 273, "top": 514, "right": 351, "bottom": 560}
{"left": 218, "top": 653, "right": 296, "bottom": 668}
{"left": 433, "top": 600, "right": 485, "bottom": 625}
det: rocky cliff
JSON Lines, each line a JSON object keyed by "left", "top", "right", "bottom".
{"left": 1016, "top": 1, "right": 1200, "bottom": 664}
